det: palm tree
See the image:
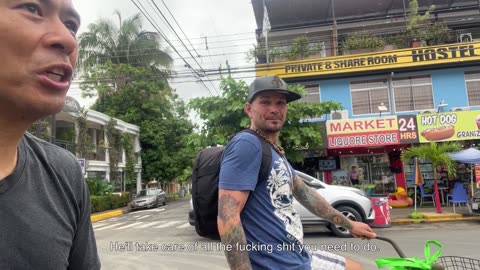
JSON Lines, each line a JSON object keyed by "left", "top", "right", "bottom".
{"left": 77, "top": 11, "right": 173, "bottom": 72}
{"left": 401, "top": 142, "right": 461, "bottom": 213}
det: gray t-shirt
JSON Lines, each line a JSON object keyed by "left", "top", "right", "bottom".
{"left": 0, "top": 133, "right": 100, "bottom": 270}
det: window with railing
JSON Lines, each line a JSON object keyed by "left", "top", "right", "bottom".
{"left": 465, "top": 71, "right": 480, "bottom": 106}
{"left": 393, "top": 75, "right": 434, "bottom": 112}
{"left": 350, "top": 78, "right": 390, "bottom": 115}
{"left": 299, "top": 84, "right": 320, "bottom": 103}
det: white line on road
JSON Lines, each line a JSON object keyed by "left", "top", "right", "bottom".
{"left": 114, "top": 222, "right": 144, "bottom": 230}
{"left": 155, "top": 221, "right": 182, "bottom": 228}
{"left": 136, "top": 215, "right": 151, "bottom": 220}
{"left": 95, "top": 223, "right": 125, "bottom": 231}
{"left": 92, "top": 223, "right": 108, "bottom": 229}
{"left": 175, "top": 223, "right": 192, "bottom": 229}
{"left": 136, "top": 221, "right": 163, "bottom": 228}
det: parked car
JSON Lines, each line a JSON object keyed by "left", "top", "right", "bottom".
{"left": 130, "top": 188, "right": 166, "bottom": 211}
{"left": 188, "top": 170, "right": 374, "bottom": 238}
{"left": 293, "top": 171, "right": 374, "bottom": 238}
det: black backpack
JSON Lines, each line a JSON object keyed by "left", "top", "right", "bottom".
{"left": 191, "top": 129, "right": 272, "bottom": 240}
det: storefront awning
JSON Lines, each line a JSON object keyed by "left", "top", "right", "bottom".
{"left": 449, "top": 148, "right": 480, "bottom": 164}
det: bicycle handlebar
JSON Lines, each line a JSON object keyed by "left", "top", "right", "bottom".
{"left": 375, "top": 236, "right": 406, "bottom": 258}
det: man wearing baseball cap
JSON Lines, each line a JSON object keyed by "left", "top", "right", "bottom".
{"left": 218, "top": 75, "right": 375, "bottom": 270}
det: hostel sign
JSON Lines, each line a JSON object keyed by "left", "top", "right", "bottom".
{"left": 256, "top": 42, "right": 480, "bottom": 79}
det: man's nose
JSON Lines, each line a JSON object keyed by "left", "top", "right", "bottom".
{"left": 43, "top": 18, "right": 77, "bottom": 57}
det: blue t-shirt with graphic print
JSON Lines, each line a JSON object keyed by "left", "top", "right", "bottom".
{"left": 219, "top": 132, "right": 310, "bottom": 270}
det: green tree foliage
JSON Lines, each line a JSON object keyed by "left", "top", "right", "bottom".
{"left": 401, "top": 142, "right": 461, "bottom": 213}
{"left": 81, "top": 63, "right": 195, "bottom": 183}
{"left": 189, "top": 77, "right": 342, "bottom": 162}
{"left": 77, "top": 11, "right": 172, "bottom": 71}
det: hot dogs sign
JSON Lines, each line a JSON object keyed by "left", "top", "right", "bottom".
{"left": 417, "top": 110, "right": 480, "bottom": 143}
{"left": 325, "top": 110, "right": 480, "bottom": 149}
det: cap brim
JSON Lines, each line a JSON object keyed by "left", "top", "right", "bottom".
{"left": 248, "top": 89, "right": 302, "bottom": 103}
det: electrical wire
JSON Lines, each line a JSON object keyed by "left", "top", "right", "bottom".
{"left": 131, "top": 0, "right": 215, "bottom": 96}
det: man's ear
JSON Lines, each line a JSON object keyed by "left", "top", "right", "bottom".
{"left": 244, "top": 102, "right": 252, "bottom": 116}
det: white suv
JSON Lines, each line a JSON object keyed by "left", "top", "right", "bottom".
{"left": 188, "top": 170, "right": 375, "bottom": 238}
{"left": 294, "top": 171, "right": 375, "bottom": 238}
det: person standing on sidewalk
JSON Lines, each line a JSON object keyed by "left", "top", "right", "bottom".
{"left": 0, "top": 1, "right": 100, "bottom": 269}
{"left": 217, "top": 75, "right": 376, "bottom": 270}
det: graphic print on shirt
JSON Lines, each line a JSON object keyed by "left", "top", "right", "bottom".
{"left": 266, "top": 157, "right": 303, "bottom": 244}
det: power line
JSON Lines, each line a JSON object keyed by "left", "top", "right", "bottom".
{"left": 148, "top": 0, "right": 219, "bottom": 95}
{"left": 158, "top": 0, "right": 220, "bottom": 95}
{"left": 131, "top": 0, "right": 215, "bottom": 97}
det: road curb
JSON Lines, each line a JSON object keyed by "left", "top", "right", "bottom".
{"left": 391, "top": 216, "right": 480, "bottom": 225}
{"left": 91, "top": 209, "right": 125, "bottom": 223}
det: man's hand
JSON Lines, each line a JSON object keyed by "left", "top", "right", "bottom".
{"left": 350, "top": 221, "right": 376, "bottom": 240}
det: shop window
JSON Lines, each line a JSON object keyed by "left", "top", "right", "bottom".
{"left": 393, "top": 75, "right": 434, "bottom": 112}
{"left": 350, "top": 79, "right": 390, "bottom": 115}
{"left": 299, "top": 84, "right": 320, "bottom": 103}
{"left": 465, "top": 71, "right": 480, "bottom": 106}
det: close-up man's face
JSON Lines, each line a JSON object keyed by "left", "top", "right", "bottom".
{"left": 0, "top": 0, "right": 80, "bottom": 119}
{"left": 246, "top": 91, "right": 288, "bottom": 133}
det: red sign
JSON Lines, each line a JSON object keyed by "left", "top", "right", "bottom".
{"left": 326, "top": 116, "right": 400, "bottom": 149}
{"left": 475, "top": 165, "right": 480, "bottom": 188}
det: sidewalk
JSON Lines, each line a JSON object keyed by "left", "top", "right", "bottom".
{"left": 390, "top": 205, "right": 480, "bottom": 224}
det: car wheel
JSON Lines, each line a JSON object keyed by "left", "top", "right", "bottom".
{"left": 162, "top": 199, "right": 166, "bottom": 206}
{"left": 328, "top": 206, "right": 362, "bottom": 238}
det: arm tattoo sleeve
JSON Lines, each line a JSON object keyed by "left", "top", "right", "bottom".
{"left": 292, "top": 176, "right": 353, "bottom": 230}
{"left": 218, "top": 193, "right": 252, "bottom": 270}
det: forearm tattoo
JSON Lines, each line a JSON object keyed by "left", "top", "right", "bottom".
{"left": 292, "top": 177, "right": 352, "bottom": 230}
{"left": 218, "top": 194, "right": 252, "bottom": 270}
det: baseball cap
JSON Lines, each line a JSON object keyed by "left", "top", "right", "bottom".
{"left": 247, "top": 75, "right": 302, "bottom": 103}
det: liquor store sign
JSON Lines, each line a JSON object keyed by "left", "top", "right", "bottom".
{"left": 326, "top": 117, "right": 401, "bottom": 149}
{"left": 326, "top": 115, "right": 420, "bottom": 149}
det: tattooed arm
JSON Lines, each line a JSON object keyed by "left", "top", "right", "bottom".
{"left": 217, "top": 189, "right": 252, "bottom": 270}
{"left": 291, "top": 175, "right": 352, "bottom": 230}
{"left": 292, "top": 175, "right": 376, "bottom": 239}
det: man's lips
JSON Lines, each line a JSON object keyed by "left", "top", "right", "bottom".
{"left": 39, "top": 64, "right": 73, "bottom": 83}
{"left": 36, "top": 64, "right": 73, "bottom": 92}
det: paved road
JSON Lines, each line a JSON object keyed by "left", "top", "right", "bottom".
{"left": 94, "top": 199, "right": 480, "bottom": 269}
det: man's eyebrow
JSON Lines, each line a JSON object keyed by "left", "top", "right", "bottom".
{"left": 38, "top": 0, "right": 81, "bottom": 24}
{"left": 66, "top": 7, "right": 81, "bottom": 25}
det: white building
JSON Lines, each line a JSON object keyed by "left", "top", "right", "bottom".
{"left": 36, "top": 96, "right": 142, "bottom": 193}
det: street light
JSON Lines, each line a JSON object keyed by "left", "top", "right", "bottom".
{"left": 437, "top": 99, "right": 448, "bottom": 113}
{"left": 378, "top": 103, "right": 388, "bottom": 117}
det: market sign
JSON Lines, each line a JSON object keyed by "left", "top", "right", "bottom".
{"left": 417, "top": 110, "right": 480, "bottom": 143}
{"left": 256, "top": 42, "right": 480, "bottom": 79}
{"left": 326, "top": 116, "right": 400, "bottom": 149}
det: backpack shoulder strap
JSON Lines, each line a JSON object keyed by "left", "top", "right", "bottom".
{"left": 240, "top": 129, "right": 272, "bottom": 184}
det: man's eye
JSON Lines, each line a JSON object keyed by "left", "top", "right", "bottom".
{"left": 22, "top": 4, "right": 42, "bottom": 16}
{"left": 64, "top": 21, "right": 79, "bottom": 34}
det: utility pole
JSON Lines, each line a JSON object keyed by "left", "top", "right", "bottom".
{"left": 226, "top": 60, "right": 231, "bottom": 77}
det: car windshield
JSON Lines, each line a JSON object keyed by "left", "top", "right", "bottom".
{"left": 138, "top": 189, "right": 157, "bottom": 197}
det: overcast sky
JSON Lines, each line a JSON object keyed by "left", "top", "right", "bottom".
{"left": 70, "top": 0, "right": 258, "bottom": 109}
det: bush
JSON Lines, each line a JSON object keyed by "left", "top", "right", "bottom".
{"left": 90, "top": 192, "right": 130, "bottom": 213}
{"left": 342, "top": 32, "right": 385, "bottom": 51}
{"left": 86, "top": 177, "right": 113, "bottom": 196}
